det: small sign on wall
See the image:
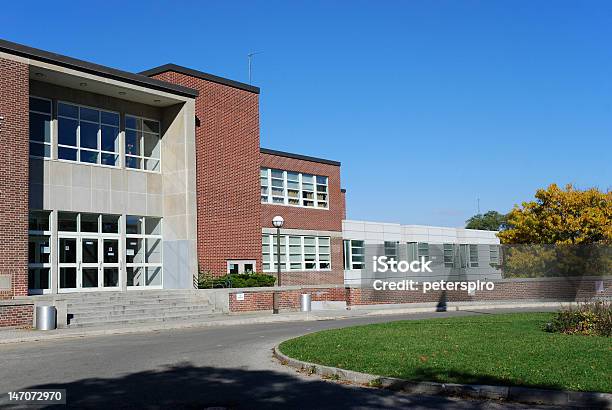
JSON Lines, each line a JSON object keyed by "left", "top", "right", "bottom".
{"left": 236, "top": 293, "right": 245, "bottom": 301}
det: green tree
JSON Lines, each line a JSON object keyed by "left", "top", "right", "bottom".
{"left": 465, "top": 210, "right": 507, "bottom": 231}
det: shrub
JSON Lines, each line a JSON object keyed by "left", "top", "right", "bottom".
{"left": 198, "top": 271, "right": 276, "bottom": 289}
{"left": 546, "top": 301, "right": 611, "bottom": 337}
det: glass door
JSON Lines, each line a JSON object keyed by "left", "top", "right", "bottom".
{"left": 81, "top": 237, "right": 99, "bottom": 288}
{"left": 102, "top": 238, "right": 120, "bottom": 288}
{"left": 58, "top": 236, "right": 78, "bottom": 290}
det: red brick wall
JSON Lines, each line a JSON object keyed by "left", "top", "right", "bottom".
{"left": 0, "top": 303, "right": 33, "bottom": 328}
{"left": 149, "top": 71, "right": 261, "bottom": 276}
{"left": 346, "top": 278, "right": 612, "bottom": 306}
{"left": 226, "top": 278, "right": 610, "bottom": 312}
{"left": 261, "top": 153, "right": 345, "bottom": 285}
{"left": 229, "top": 286, "right": 346, "bottom": 312}
{"left": 0, "top": 58, "right": 29, "bottom": 298}
{"left": 261, "top": 152, "right": 343, "bottom": 232}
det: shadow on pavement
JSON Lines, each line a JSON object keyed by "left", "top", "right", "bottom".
{"left": 19, "top": 363, "right": 522, "bottom": 410}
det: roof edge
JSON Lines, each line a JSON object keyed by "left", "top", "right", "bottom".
{"left": 260, "top": 148, "right": 341, "bottom": 166}
{"left": 140, "top": 64, "right": 260, "bottom": 94}
{"left": 0, "top": 39, "right": 199, "bottom": 98}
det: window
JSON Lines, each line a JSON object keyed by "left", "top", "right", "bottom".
{"left": 226, "top": 260, "right": 256, "bottom": 274}
{"left": 57, "top": 102, "right": 120, "bottom": 166}
{"left": 469, "top": 244, "right": 479, "bottom": 267}
{"left": 28, "top": 211, "right": 51, "bottom": 293}
{"left": 443, "top": 243, "right": 455, "bottom": 268}
{"left": 29, "top": 97, "right": 52, "bottom": 158}
{"left": 126, "top": 216, "right": 162, "bottom": 287}
{"left": 262, "top": 234, "right": 331, "bottom": 271}
{"left": 260, "top": 168, "right": 329, "bottom": 209}
{"left": 406, "top": 242, "right": 417, "bottom": 262}
{"left": 384, "top": 241, "right": 398, "bottom": 260}
{"left": 490, "top": 245, "right": 500, "bottom": 266}
{"left": 417, "top": 242, "right": 429, "bottom": 261}
{"left": 343, "top": 240, "right": 364, "bottom": 270}
{"left": 125, "top": 115, "right": 161, "bottom": 172}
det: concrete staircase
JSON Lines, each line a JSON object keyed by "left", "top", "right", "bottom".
{"left": 58, "top": 290, "right": 223, "bottom": 328}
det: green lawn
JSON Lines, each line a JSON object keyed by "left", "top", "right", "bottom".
{"left": 279, "top": 313, "right": 612, "bottom": 393}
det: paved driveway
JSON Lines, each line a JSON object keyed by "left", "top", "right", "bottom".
{"left": 0, "top": 308, "right": 560, "bottom": 409}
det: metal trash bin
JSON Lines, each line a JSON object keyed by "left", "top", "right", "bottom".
{"left": 36, "top": 305, "right": 57, "bottom": 330}
{"left": 300, "top": 294, "right": 312, "bottom": 312}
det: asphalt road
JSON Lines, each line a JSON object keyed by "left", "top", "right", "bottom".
{"left": 0, "top": 308, "right": 560, "bottom": 409}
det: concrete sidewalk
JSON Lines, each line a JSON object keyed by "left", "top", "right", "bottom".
{"left": 0, "top": 300, "right": 564, "bottom": 345}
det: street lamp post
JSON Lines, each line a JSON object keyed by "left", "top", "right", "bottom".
{"left": 272, "top": 216, "right": 284, "bottom": 314}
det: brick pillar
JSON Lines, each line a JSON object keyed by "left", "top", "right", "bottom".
{"left": 0, "top": 58, "right": 29, "bottom": 297}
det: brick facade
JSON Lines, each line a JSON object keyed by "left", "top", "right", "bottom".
{"left": 0, "top": 303, "right": 33, "bottom": 328}
{"left": 261, "top": 152, "right": 345, "bottom": 284}
{"left": 0, "top": 57, "right": 29, "bottom": 298}
{"left": 260, "top": 152, "right": 343, "bottom": 232}
{"left": 229, "top": 286, "right": 346, "bottom": 312}
{"left": 227, "top": 277, "right": 611, "bottom": 312}
{"left": 148, "top": 71, "right": 262, "bottom": 276}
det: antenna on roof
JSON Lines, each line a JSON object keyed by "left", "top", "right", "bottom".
{"left": 247, "top": 52, "right": 263, "bottom": 84}
{"left": 477, "top": 197, "right": 481, "bottom": 214}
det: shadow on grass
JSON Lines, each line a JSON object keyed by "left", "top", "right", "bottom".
{"left": 384, "top": 367, "right": 610, "bottom": 408}
{"left": 7, "top": 363, "right": 512, "bottom": 410}
{"left": 403, "top": 367, "right": 564, "bottom": 391}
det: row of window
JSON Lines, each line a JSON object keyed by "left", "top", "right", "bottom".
{"left": 343, "top": 240, "right": 501, "bottom": 270}
{"left": 29, "top": 97, "right": 161, "bottom": 172}
{"left": 28, "top": 211, "right": 162, "bottom": 291}
{"left": 260, "top": 168, "right": 329, "bottom": 208}
{"left": 262, "top": 235, "right": 331, "bottom": 271}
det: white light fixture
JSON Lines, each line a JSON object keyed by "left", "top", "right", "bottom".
{"left": 272, "top": 215, "right": 284, "bottom": 228}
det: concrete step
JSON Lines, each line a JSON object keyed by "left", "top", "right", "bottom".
{"left": 67, "top": 301, "right": 212, "bottom": 312}
{"left": 66, "top": 297, "right": 213, "bottom": 307}
{"left": 69, "top": 305, "right": 215, "bottom": 317}
{"left": 68, "top": 312, "right": 223, "bottom": 328}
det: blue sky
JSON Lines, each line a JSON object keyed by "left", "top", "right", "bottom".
{"left": 2, "top": 1, "right": 610, "bottom": 227}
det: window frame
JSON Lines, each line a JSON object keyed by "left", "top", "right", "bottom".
{"left": 443, "top": 243, "right": 455, "bottom": 268}
{"left": 260, "top": 168, "right": 329, "bottom": 210}
{"left": 125, "top": 216, "right": 163, "bottom": 288}
{"left": 262, "top": 234, "right": 332, "bottom": 272}
{"left": 125, "top": 114, "right": 162, "bottom": 173}
{"left": 469, "top": 244, "right": 479, "bottom": 268}
{"left": 343, "top": 239, "right": 365, "bottom": 270}
{"left": 28, "top": 210, "right": 52, "bottom": 294}
{"left": 29, "top": 96, "right": 53, "bottom": 159}
{"left": 56, "top": 100, "right": 121, "bottom": 168}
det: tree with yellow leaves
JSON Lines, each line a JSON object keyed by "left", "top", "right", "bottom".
{"left": 498, "top": 184, "right": 611, "bottom": 245}
{"left": 498, "top": 184, "right": 611, "bottom": 277}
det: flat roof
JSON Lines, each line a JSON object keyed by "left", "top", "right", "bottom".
{"left": 140, "top": 64, "right": 260, "bottom": 94}
{"left": 0, "top": 38, "right": 199, "bottom": 98}
{"left": 260, "top": 148, "right": 341, "bottom": 166}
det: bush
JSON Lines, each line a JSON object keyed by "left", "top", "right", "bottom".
{"left": 198, "top": 271, "right": 276, "bottom": 289}
{"left": 546, "top": 301, "right": 611, "bottom": 337}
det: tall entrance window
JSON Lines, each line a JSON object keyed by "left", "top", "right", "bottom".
{"left": 28, "top": 211, "right": 52, "bottom": 294}
{"left": 57, "top": 102, "right": 120, "bottom": 166}
{"left": 125, "top": 116, "right": 161, "bottom": 172}
{"left": 29, "top": 97, "right": 52, "bottom": 158}
{"left": 126, "top": 216, "right": 162, "bottom": 288}
{"left": 57, "top": 212, "right": 121, "bottom": 292}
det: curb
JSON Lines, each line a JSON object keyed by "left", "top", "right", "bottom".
{"left": 273, "top": 345, "right": 612, "bottom": 408}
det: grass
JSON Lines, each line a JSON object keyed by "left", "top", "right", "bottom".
{"left": 279, "top": 313, "right": 612, "bottom": 393}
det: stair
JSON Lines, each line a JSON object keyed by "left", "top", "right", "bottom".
{"left": 61, "top": 290, "right": 223, "bottom": 328}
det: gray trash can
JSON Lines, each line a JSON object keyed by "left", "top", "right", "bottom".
{"left": 300, "top": 294, "right": 312, "bottom": 312}
{"left": 36, "top": 305, "right": 57, "bottom": 330}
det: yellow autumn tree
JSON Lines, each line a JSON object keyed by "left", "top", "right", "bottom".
{"left": 498, "top": 184, "right": 611, "bottom": 277}
{"left": 498, "top": 184, "right": 612, "bottom": 245}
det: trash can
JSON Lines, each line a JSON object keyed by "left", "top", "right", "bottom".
{"left": 35, "top": 305, "right": 57, "bottom": 330}
{"left": 300, "top": 294, "right": 312, "bottom": 312}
